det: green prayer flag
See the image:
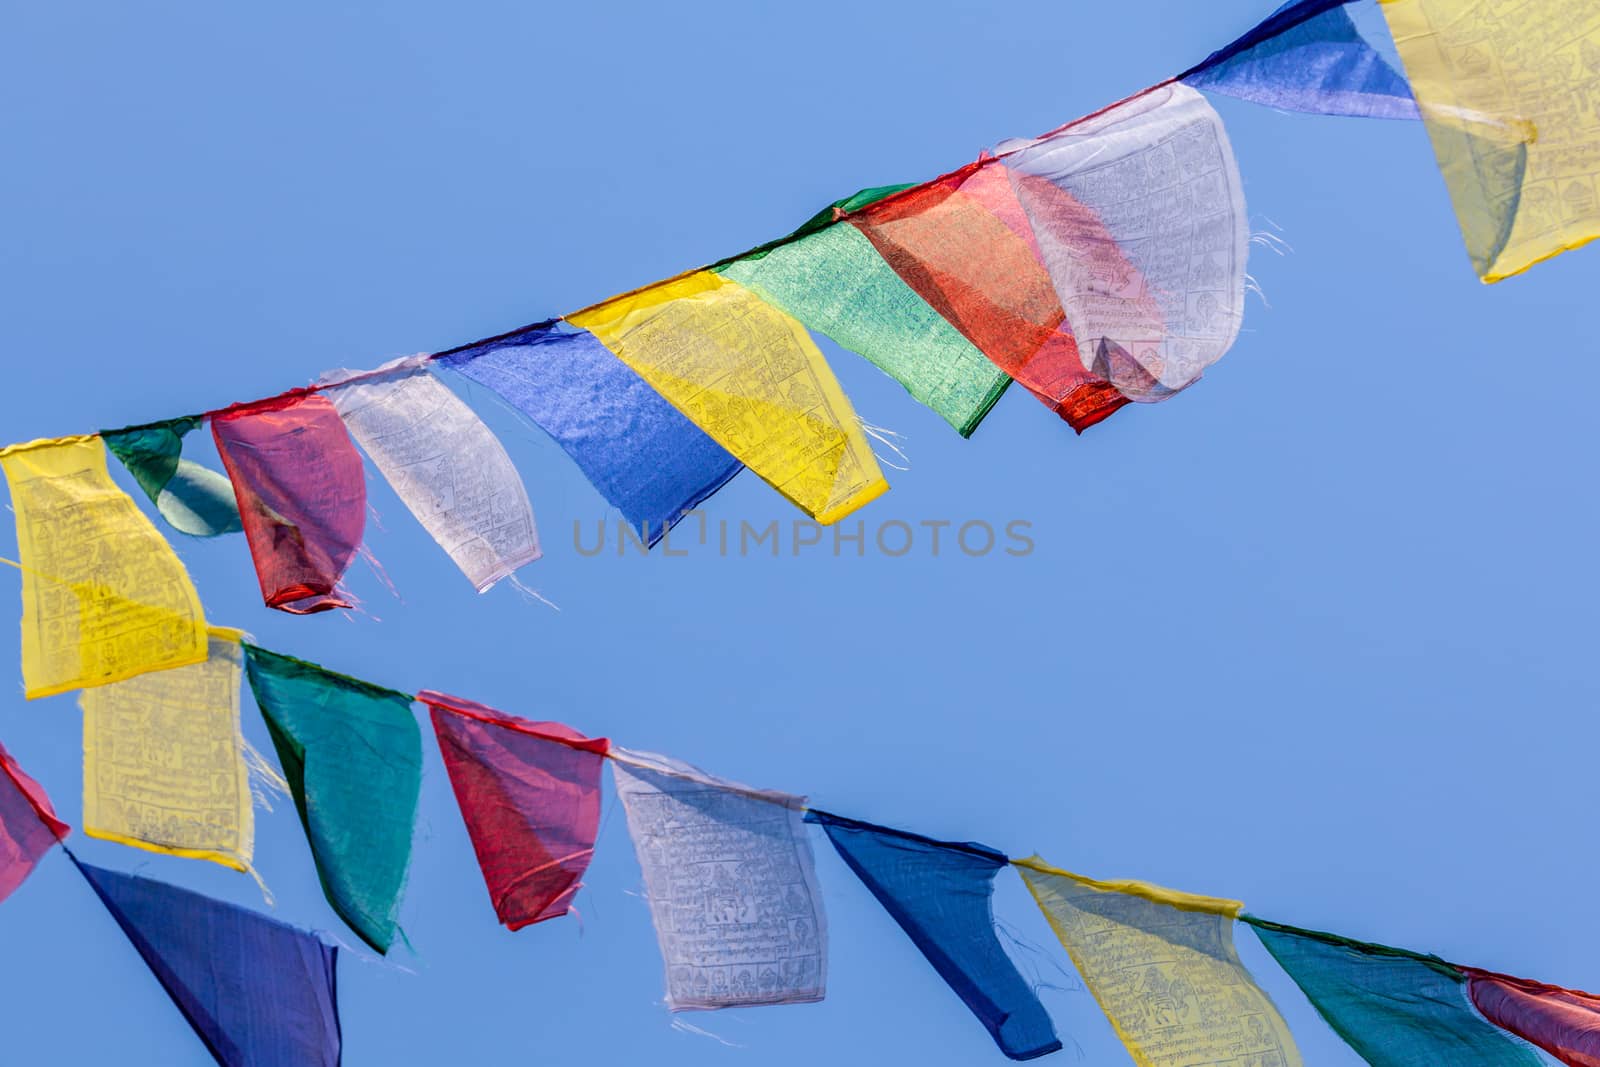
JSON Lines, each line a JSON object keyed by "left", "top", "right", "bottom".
{"left": 717, "top": 187, "right": 1010, "bottom": 437}
{"left": 103, "top": 417, "right": 242, "bottom": 537}
{"left": 243, "top": 643, "right": 421, "bottom": 954}
{"left": 1247, "top": 917, "right": 1544, "bottom": 1067}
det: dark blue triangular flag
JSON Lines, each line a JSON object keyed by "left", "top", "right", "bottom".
{"left": 806, "top": 810, "right": 1061, "bottom": 1061}
{"left": 76, "top": 858, "right": 341, "bottom": 1067}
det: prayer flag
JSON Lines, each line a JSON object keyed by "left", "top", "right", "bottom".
{"left": 420, "top": 690, "right": 607, "bottom": 930}
{"left": 0, "top": 740, "right": 68, "bottom": 905}
{"left": 1015, "top": 857, "right": 1301, "bottom": 1067}
{"left": 322, "top": 357, "right": 541, "bottom": 592}
{"left": 1183, "top": 0, "right": 1420, "bottom": 119}
{"left": 612, "top": 747, "right": 827, "bottom": 1009}
{"left": 1380, "top": 0, "right": 1600, "bottom": 280}
{"left": 76, "top": 858, "right": 341, "bottom": 1067}
{"left": 437, "top": 322, "right": 741, "bottom": 546}
{"left": 0, "top": 436, "right": 208, "bottom": 699}
{"left": 102, "top": 417, "right": 242, "bottom": 537}
{"left": 1465, "top": 967, "right": 1600, "bottom": 1066}
{"left": 243, "top": 643, "right": 420, "bottom": 953}
{"left": 717, "top": 188, "right": 1012, "bottom": 438}
{"left": 81, "top": 627, "right": 260, "bottom": 875}
{"left": 212, "top": 393, "right": 366, "bottom": 614}
{"left": 806, "top": 810, "right": 1060, "bottom": 1061}
{"left": 569, "top": 272, "right": 888, "bottom": 524}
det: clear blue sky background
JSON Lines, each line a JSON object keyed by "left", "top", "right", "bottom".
{"left": 2, "top": 2, "right": 1596, "bottom": 1064}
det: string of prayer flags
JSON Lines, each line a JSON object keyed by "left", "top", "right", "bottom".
{"left": 1182, "top": 0, "right": 1420, "bottom": 119}
{"left": 211, "top": 393, "right": 366, "bottom": 615}
{"left": 436, "top": 321, "right": 742, "bottom": 546}
{"left": 1461, "top": 967, "right": 1600, "bottom": 1064}
{"left": 1003, "top": 84, "right": 1249, "bottom": 401}
{"left": 0, "top": 436, "right": 209, "bottom": 699}
{"left": 716, "top": 186, "right": 1014, "bottom": 438}
{"left": 74, "top": 858, "right": 342, "bottom": 1067}
{"left": 81, "top": 627, "right": 264, "bottom": 876}
{"left": 568, "top": 272, "right": 888, "bottom": 524}
{"left": 1014, "top": 857, "right": 1302, "bottom": 1067}
{"left": 1246, "top": 917, "right": 1550, "bottom": 1066}
{"left": 805, "top": 810, "right": 1061, "bottom": 1061}
{"left": 420, "top": 691, "right": 607, "bottom": 930}
{"left": 1379, "top": 0, "right": 1600, "bottom": 281}
{"left": 848, "top": 162, "right": 1131, "bottom": 432}
{"left": 321, "top": 357, "right": 541, "bottom": 592}
{"left": 243, "top": 643, "right": 420, "bottom": 954}
{"left": 0, "top": 740, "right": 69, "bottom": 905}
{"left": 611, "top": 747, "right": 828, "bottom": 1009}
{"left": 102, "top": 417, "right": 242, "bottom": 538}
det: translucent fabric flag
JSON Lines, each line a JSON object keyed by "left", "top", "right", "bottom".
{"left": 611, "top": 747, "right": 828, "bottom": 1010}
{"left": 569, "top": 272, "right": 888, "bottom": 524}
{"left": 1247, "top": 917, "right": 1544, "bottom": 1066}
{"left": 1380, "top": 0, "right": 1600, "bottom": 280}
{"left": 211, "top": 392, "right": 366, "bottom": 614}
{"left": 102, "top": 417, "right": 242, "bottom": 537}
{"left": 1004, "top": 84, "right": 1249, "bottom": 400}
{"left": 1182, "top": 0, "right": 1420, "bottom": 119}
{"left": 805, "top": 810, "right": 1060, "bottom": 1061}
{"left": 81, "top": 627, "right": 261, "bottom": 875}
{"left": 1014, "top": 857, "right": 1302, "bottom": 1067}
{"left": 0, "top": 740, "right": 69, "bottom": 905}
{"left": 321, "top": 357, "right": 541, "bottom": 592}
{"left": 0, "top": 436, "right": 209, "bottom": 699}
{"left": 436, "top": 322, "right": 741, "bottom": 546}
{"left": 243, "top": 643, "right": 420, "bottom": 953}
{"left": 717, "top": 188, "right": 1012, "bottom": 438}
{"left": 75, "top": 859, "right": 341, "bottom": 1067}
{"left": 848, "top": 163, "right": 1132, "bottom": 432}
{"left": 419, "top": 690, "right": 608, "bottom": 930}
{"left": 1465, "top": 968, "right": 1600, "bottom": 1065}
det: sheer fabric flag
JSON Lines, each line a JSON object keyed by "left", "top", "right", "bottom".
{"left": 1004, "top": 84, "right": 1249, "bottom": 400}
{"left": 0, "top": 740, "right": 68, "bottom": 905}
{"left": 243, "top": 643, "right": 420, "bottom": 953}
{"left": 717, "top": 188, "right": 1012, "bottom": 438}
{"left": 75, "top": 860, "right": 341, "bottom": 1067}
{"left": 420, "top": 691, "right": 607, "bottom": 930}
{"left": 1015, "top": 858, "right": 1301, "bottom": 1067}
{"left": 1182, "top": 0, "right": 1420, "bottom": 119}
{"left": 1380, "top": 0, "right": 1600, "bottom": 280}
{"left": 569, "top": 272, "right": 888, "bottom": 524}
{"left": 437, "top": 322, "right": 741, "bottom": 546}
{"left": 102, "top": 417, "right": 242, "bottom": 537}
{"left": 849, "top": 163, "right": 1131, "bottom": 432}
{"left": 1247, "top": 918, "right": 1543, "bottom": 1066}
{"left": 1465, "top": 968, "right": 1600, "bottom": 1065}
{"left": 212, "top": 393, "right": 366, "bottom": 614}
{"left": 0, "top": 436, "right": 208, "bottom": 699}
{"left": 611, "top": 747, "right": 827, "bottom": 1010}
{"left": 806, "top": 811, "right": 1060, "bottom": 1061}
{"left": 81, "top": 627, "right": 258, "bottom": 874}
{"left": 322, "top": 357, "right": 540, "bottom": 591}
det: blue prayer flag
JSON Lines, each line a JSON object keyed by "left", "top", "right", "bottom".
{"left": 806, "top": 810, "right": 1061, "bottom": 1061}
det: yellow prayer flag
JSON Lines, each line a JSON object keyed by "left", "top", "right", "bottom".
{"left": 1014, "top": 856, "right": 1302, "bottom": 1067}
{"left": 1, "top": 436, "right": 208, "bottom": 699}
{"left": 81, "top": 627, "right": 258, "bottom": 872}
{"left": 569, "top": 272, "right": 888, "bottom": 524}
{"left": 1381, "top": 0, "right": 1600, "bottom": 281}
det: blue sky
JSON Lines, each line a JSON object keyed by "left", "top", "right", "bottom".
{"left": 2, "top": 1, "right": 1597, "bottom": 1064}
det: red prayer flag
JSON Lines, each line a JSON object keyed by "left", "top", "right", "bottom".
{"left": 0, "top": 740, "right": 68, "bottom": 905}
{"left": 1468, "top": 969, "right": 1600, "bottom": 1067}
{"left": 212, "top": 392, "right": 367, "bottom": 614}
{"left": 419, "top": 691, "right": 608, "bottom": 930}
{"left": 849, "top": 161, "right": 1130, "bottom": 432}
